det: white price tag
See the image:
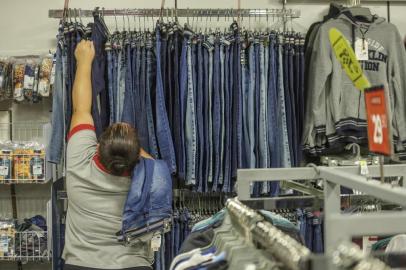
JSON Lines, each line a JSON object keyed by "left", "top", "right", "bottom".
{"left": 33, "top": 165, "right": 42, "bottom": 176}
{"left": 151, "top": 234, "right": 161, "bottom": 252}
{"left": 0, "top": 166, "right": 8, "bottom": 176}
{"left": 23, "top": 75, "right": 34, "bottom": 90}
{"left": 355, "top": 39, "right": 369, "bottom": 61}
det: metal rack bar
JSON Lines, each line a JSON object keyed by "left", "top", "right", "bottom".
{"left": 236, "top": 164, "right": 406, "bottom": 254}
{"left": 48, "top": 8, "right": 301, "bottom": 19}
{"left": 237, "top": 164, "right": 406, "bottom": 200}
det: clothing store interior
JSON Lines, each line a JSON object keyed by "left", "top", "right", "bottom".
{"left": 1, "top": 0, "right": 406, "bottom": 269}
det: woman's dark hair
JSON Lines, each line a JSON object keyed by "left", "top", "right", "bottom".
{"left": 98, "top": 123, "right": 140, "bottom": 176}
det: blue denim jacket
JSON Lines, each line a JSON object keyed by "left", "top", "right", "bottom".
{"left": 122, "top": 158, "right": 172, "bottom": 233}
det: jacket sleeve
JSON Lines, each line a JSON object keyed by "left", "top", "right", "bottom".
{"left": 388, "top": 25, "right": 406, "bottom": 155}
{"left": 302, "top": 25, "right": 333, "bottom": 155}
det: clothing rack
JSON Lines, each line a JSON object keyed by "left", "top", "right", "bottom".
{"left": 226, "top": 198, "right": 311, "bottom": 270}
{"left": 48, "top": 8, "right": 301, "bottom": 19}
{"left": 236, "top": 164, "right": 406, "bottom": 254}
{"left": 226, "top": 198, "right": 390, "bottom": 270}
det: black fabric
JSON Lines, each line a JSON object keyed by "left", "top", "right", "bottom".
{"left": 206, "top": 260, "right": 228, "bottom": 270}
{"left": 64, "top": 265, "right": 152, "bottom": 270}
{"left": 178, "top": 228, "right": 215, "bottom": 254}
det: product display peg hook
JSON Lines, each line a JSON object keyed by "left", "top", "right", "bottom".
{"left": 114, "top": 9, "right": 118, "bottom": 32}
{"left": 79, "top": 8, "right": 83, "bottom": 25}
{"left": 126, "top": 9, "right": 131, "bottom": 32}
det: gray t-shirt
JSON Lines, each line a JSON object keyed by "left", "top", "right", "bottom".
{"left": 62, "top": 125, "right": 153, "bottom": 269}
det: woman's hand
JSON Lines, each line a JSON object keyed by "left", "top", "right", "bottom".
{"left": 74, "top": 40, "right": 95, "bottom": 67}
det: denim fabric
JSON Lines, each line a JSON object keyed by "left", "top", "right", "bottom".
{"left": 288, "top": 44, "right": 298, "bottom": 166}
{"left": 218, "top": 43, "right": 225, "bottom": 186}
{"left": 212, "top": 38, "right": 221, "bottom": 192}
{"left": 91, "top": 14, "right": 109, "bottom": 137}
{"left": 234, "top": 33, "right": 243, "bottom": 176}
{"left": 48, "top": 39, "right": 65, "bottom": 164}
{"left": 268, "top": 36, "right": 280, "bottom": 196}
{"left": 277, "top": 39, "right": 291, "bottom": 167}
{"left": 298, "top": 43, "right": 305, "bottom": 164}
{"left": 206, "top": 35, "right": 215, "bottom": 186}
{"left": 305, "top": 212, "right": 314, "bottom": 250}
{"left": 106, "top": 50, "right": 115, "bottom": 125}
{"left": 196, "top": 39, "right": 205, "bottom": 192}
{"left": 247, "top": 44, "right": 257, "bottom": 170}
{"left": 283, "top": 43, "right": 295, "bottom": 166}
{"left": 185, "top": 35, "right": 197, "bottom": 186}
{"left": 122, "top": 158, "right": 172, "bottom": 233}
{"left": 178, "top": 35, "right": 188, "bottom": 180}
{"left": 259, "top": 42, "right": 269, "bottom": 195}
{"left": 116, "top": 48, "right": 125, "bottom": 123}
{"left": 122, "top": 44, "right": 136, "bottom": 127}
{"left": 313, "top": 216, "right": 323, "bottom": 253}
{"left": 155, "top": 27, "right": 177, "bottom": 174}
{"left": 222, "top": 43, "right": 232, "bottom": 193}
{"left": 202, "top": 45, "right": 210, "bottom": 192}
{"left": 241, "top": 45, "right": 249, "bottom": 169}
{"left": 171, "top": 30, "right": 183, "bottom": 180}
{"left": 145, "top": 37, "right": 159, "bottom": 158}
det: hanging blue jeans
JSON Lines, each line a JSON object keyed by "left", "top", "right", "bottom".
{"left": 212, "top": 37, "right": 221, "bottom": 192}
{"left": 196, "top": 39, "right": 205, "bottom": 192}
{"left": 185, "top": 35, "right": 197, "bottom": 186}
{"left": 178, "top": 35, "right": 188, "bottom": 180}
{"left": 277, "top": 40, "right": 291, "bottom": 168}
{"left": 145, "top": 37, "right": 159, "bottom": 158}
{"left": 268, "top": 36, "right": 280, "bottom": 196}
{"left": 155, "top": 26, "right": 177, "bottom": 174}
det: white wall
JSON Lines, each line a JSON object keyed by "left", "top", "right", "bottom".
{"left": 0, "top": 0, "right": 406, "bottom": 56}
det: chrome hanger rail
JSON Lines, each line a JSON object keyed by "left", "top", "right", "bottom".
{"left": 48, "top": 8, "right": 301, "bottom": 19}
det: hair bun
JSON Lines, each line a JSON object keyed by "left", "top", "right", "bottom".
{"left": 108, "top": 157, "right": 129, "bottom": 176}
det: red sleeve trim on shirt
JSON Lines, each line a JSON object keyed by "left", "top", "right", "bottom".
{"left": 67, "top": 124, "right": 96, "bottom": 141}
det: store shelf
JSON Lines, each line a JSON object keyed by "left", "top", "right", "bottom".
{"left": 0, "top": 231, "right": 50, "bottom": 262}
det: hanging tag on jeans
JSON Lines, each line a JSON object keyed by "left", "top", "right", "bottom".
{"left": 151, "top": 234, "right": 161, "bottom": 252}
{"left": 355, "top": 39, "right": 369, "bottom": 61}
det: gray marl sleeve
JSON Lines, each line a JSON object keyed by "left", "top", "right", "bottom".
{"left": 66, "top": 125, "right": 97, "bottom": 170}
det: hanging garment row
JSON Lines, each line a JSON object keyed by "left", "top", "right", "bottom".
{"left": 49, "top": 10, "right": 305, "bottom": 194}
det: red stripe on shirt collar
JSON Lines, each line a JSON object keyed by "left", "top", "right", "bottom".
{"left": 93, "top": 153, "right": 131, "bottom": 177}
{"left": 67, "top": 124, "right": 95, "bottom": 141}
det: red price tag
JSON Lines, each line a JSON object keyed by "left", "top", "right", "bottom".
{"left": 364, "top": 85, "right": 392, "bottom": 156}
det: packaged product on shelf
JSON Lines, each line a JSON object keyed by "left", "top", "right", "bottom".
{"left": 38, "top": 56, "right": 53, "bottom": 97}
{"left": 12, "top": 141, "right": 45, "bottom": 181}
{"left": 13, "top": 62, "right": 25, "bottom": 102}
{"left": 0, "top": 60, "right": 13, "bottom": 100}
{"left": 30, "top": 148, "right": 45, "bottom": 180}
{"left": 0, "top": 148, "right": 13, "bottom": 182}
{"left": 0, "top": 219, "right": 16, "bottom": 258}
{"left": 23, "top": 59, "right": 40, "bottom": 103}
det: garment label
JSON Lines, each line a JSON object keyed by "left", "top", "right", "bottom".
{"left": 33, "top": 165, "right": 42, "bottom": 176}
{"left": 151, "top": 235, "right": 161, "bottom": 252}
{"left": 50, "top": 62, "right": 56, "bottom": 85}
{"left": 0, "top": 166, "right": 8, "bottom": 176}
{"left": 355, "top": 39, "right": 369, "bottom": 61}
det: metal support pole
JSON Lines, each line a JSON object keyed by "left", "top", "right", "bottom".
{"left": 324, "top": 180, "right": 341, "bottom": 254}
